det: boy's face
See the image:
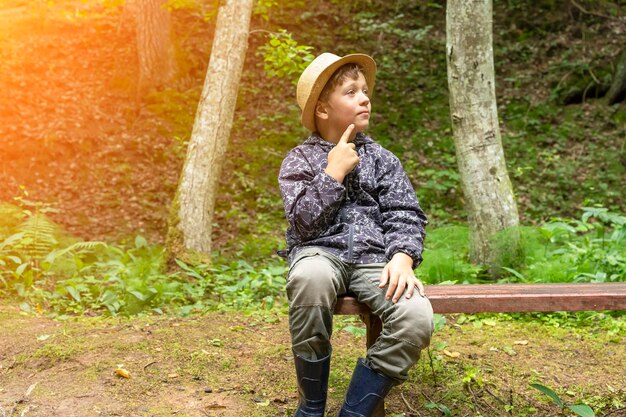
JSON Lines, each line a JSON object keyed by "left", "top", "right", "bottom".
{"left": 319, "top": 72, "right": 371, "bottom": 135}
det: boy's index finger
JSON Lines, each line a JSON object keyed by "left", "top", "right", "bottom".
{"left": 339, "top": 124, "right": 355, "bottom": 143}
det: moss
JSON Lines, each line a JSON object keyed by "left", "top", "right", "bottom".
{"left": 28, "top": 341, "right": 78, "bottom": 362}
{"left": 164, "top": 187, "right": 212, "bottom": 269}
{"left": 610, "top": 103, "right": 626, "bottom": 125}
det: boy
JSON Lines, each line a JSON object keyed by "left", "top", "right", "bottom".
{"left": 278, "top": 52, "right": 434, "bottom": 417}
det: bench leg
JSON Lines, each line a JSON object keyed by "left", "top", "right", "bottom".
{"left": 360, "top": 313, "right": 382, "bottom": 349}
{"left": 360, "top": 313, "right": 385, "bottom": 417}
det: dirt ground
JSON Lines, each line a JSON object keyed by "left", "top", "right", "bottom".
{"left": 1, "top": 302, "right": 625, "bottom": 417}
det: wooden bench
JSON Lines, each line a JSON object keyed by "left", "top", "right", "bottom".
{"left": 334, "top": 282, "right": 626, "bottom": 417}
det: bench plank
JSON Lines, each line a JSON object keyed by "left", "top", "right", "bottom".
{"left": 429, "top": 282, "right": 626, "bottom": 313}
{"left": 334, "top": 283, "right": 626, "bottom": 315}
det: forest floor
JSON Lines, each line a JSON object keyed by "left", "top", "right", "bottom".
{"left": 1, "top": 301, "right": 625, "bottom": 417}
{"left": 1, "top": 1, "right": 626, "bottom": 416}
{"left": 0, "top": 0, "right": 183, "bottom": 244}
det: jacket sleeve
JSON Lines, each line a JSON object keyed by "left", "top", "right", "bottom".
{"left": 278, "top": 149, "right": 346, "bottom": 241}
{"left": 377, "top": 154, "right": 428, "bottom": 268}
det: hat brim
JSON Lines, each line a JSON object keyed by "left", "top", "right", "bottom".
{"left": 301, "top": 54, "right": 377, "bottom": 132}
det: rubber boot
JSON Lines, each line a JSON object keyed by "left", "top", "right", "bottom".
{"left": 293, "top": 351, "right": 331, "bottom": 417}
{"left": 337, "top": 358, "right": 395, "bottom": 417}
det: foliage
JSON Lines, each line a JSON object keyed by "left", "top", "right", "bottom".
{"left": 337, "top": 316, "right": 367, "bottom": 337}
{"left": 502, "top": 99, "right": 624, "bottom": 223}
{"left": 416, "top": 225, "right": 482, "bottom": 284}
{"left": 416, "top": 206, "right": 626, "bottom": 285}
{"left": 353, "top": 11, "right": 432, "bottom": 42}
{"left": 548, "top": 56, "right": 612, "bottom": 104}
{"left": 144, "top": 87, "right": 200, "bottom": 142}
{"left": 425, "top": 401, "right": 452, "bottom": 416}
{"left": 3, "top": 196, "right": 623, "bottom": 317}
{"left": 1, "top": 211, "right": 288, "bottom": 316}
{"left": 253, "top": 0, "right": 278, "bottom": 21}
{"left": 530, "top": 383, "right": 595, "bottom": 417}
{"left": 176, "top": 258, "right": 287, "bottom": 310}
{"left": 522, "top": 207, "right": 626, "bottom": 283}
{"left": 0, "top": 203, "right": 25, "bottom": 239}
{"left": 14, "top": 214, "right": 59, "bottom": 263}
{"left": 406, "top": 308, "right": 624, "bottom": 417}
{"left": 166, "top": 0, "right": 216, "bottom": 22}
{"left": 257, "top": 29, "right": 314, "bottom": 84}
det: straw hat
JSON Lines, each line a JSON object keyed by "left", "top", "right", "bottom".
{"left": 296, "top": 52, "right": 377, "bottom": 132}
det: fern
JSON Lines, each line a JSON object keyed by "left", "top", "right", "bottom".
{"left": 0, "top": 232, "right": 26, "bottom": 253}
{"left": 44, "top": 241, "right": 108, "bottom": 264}
{"left": 15, "top": 214, "right": 59, "bottom": 262}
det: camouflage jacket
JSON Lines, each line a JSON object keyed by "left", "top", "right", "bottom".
{"left": 278, "top": 132, "right": 427, "bottom": 268}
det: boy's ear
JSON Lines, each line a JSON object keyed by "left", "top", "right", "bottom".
{"left": 315, "top": 101, "right": 329, "bottom": 120}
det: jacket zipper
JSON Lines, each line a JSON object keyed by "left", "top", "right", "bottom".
{"left": 347, "top": 224, "right": 355, "bottom": 261}
{"left": 344, "top": 173, "right": 355, "bottom": 262}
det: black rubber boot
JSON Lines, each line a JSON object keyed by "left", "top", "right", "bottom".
{"left": 293, "top": 351, "right": 331, "bottom": 417}
{"left": 337, "top": 358, "right": 395, "bottom": 417}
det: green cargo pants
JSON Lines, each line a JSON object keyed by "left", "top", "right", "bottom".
{"left": 287, "top": 247, "right": 434, "bottom": 382}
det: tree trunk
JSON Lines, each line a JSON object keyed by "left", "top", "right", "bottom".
{"left": 167, "top": 0, "right": 254, "bottom": 263}
{"left": 446, "top": 0, "right": 520, "bottom": 273}
{"left": 606, "top": 48, "right": 626, "bottom": 105}
{"left": 135, "top": 0, "right": 175, "bottom": 92}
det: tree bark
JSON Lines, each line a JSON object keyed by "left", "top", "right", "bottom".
{"left": 167, "top": 0, "right": 254, "bottom": 263}
{"left": 446, "top": 0, "right": 520, "bottom": 273}
{"left": 134, "top": 0, "right": 176, "bottom": 92}
{"left": 606, "top": 48, "right": 626, "bottom": 105}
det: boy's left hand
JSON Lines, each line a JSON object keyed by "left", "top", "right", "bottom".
{"left": 379, "top": 252, "right": 425, "bottom": 303}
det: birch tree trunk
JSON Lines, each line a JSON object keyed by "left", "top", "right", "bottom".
{"left": 135, "top": 0, "right": 175, "bottom": 92}
{"left": 446, "top": 0, "right": 520, "bottom": 272}
{"left": 167, "top": 0, "right": 254, "bottom": 263}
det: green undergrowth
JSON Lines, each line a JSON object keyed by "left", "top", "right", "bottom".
{"left": 418, "top": 206, "right": 625, "bottom": 284}
{"left": 440, "top": 310, "right": 626, "bottom": 343}
{"left": 1, "top": 199, "right": 624, "bottom": 319}
{"left": 0, "top": 200, "right": 289, "bottom": 316}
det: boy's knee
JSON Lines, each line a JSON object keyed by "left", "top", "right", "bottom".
{"left": 287, "top": 255, "right": 338, "bottom": 307}
{"left": 392, "top": 296, "right": 434, "bottom": 349}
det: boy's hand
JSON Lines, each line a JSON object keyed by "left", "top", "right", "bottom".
{"left": 325, "top": 124, "right": 359, "bottom": 184}
{"left": 379, "top": 252, "right": 425, "bottom": 303}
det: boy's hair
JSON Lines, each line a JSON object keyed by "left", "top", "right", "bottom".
{"left": 318, "top": 63, "right": 364, "bottom": 102}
